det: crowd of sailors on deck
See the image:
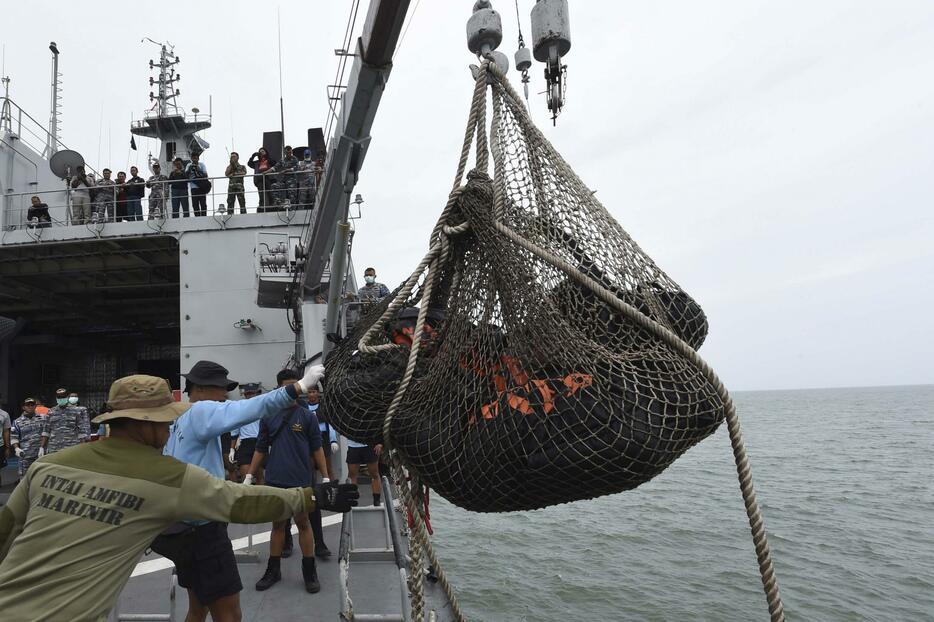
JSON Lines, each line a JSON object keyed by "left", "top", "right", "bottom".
{"left": 0, "top": 272, "right": 391, "bottom": 616}
{"left": 45, "top": 146, "right": 324, "bottom": 227}
{"left": 0, "top": 389, "right": 94, "bottom": 485}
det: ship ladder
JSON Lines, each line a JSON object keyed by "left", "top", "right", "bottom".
{"left": 111, "top": 571, "right": 178, "bottom": 622}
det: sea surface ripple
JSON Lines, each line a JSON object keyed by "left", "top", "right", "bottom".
{"left": 427, "top": 385, "right": 934, "bottom": 621}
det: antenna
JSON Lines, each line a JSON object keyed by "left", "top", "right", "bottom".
{"left": 1, "top": 46, "right": 11, "bottom": 133}
{"left": 96, "top": 103, "right": 103, "bottom": 167}
{"left": 44, "top": 41, "right": 62, "bottom": 158}
{"left": 143, "top": 39, "right": 181, "bottom": 119}
{"left": 278, "top": 8, "right": 286, "bottom": 157}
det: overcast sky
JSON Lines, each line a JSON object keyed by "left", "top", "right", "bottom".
{"left": 2, "top": 1, "right": 932, "bottom": 391}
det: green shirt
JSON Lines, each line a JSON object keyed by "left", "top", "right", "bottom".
{"left": 0, "top": 437, "right": 313, "bottom": 621}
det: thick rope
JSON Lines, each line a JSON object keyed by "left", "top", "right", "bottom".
{"left": 363, "top": 59, "right": 784, "bottom": 621}
{"left": 484, "top": 63, "right": 784, "bottom": 619}
{"left": 358, "top": 63, "right": 497, "bottom": 622}
{"left": 357, "top": 66, "right": 489, "bottom": 357}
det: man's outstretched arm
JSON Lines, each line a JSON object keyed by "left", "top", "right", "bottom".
{"left": 174, "top": 464, "right": 359, "bottom": 524}
{"left": 189, "top": 365, "right": 325, "bottom": 442}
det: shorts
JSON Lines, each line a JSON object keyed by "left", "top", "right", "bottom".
{"left": 346, "top": 445, "right": 377, "bottom": 465}
{"left": 235, "top": 438, "right": 257, "bottom": 466}
{"left": 150, "top": 521, "right": 242, "bottom": 605}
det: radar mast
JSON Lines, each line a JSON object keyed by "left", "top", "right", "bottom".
{"left": 130, "top": 39, "right": 211, "bottom": 172}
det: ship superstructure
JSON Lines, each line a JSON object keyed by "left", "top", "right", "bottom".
{"left": 130, "top": 40, "right": 211, "bottom": 171}
{"left": 0, "top": 44, "right": 339, "bottom": 416}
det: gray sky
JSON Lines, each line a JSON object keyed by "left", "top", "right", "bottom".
{"left": 2, "top": 1, "right": 932, "bottom": 391}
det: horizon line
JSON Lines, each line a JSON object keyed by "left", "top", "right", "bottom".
{"left": 733, "top": 381, "right": 933, "bottom": 394}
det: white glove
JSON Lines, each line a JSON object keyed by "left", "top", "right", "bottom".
{"left": 330, "top": 441, "right": 339, "bottom": 454}
{"left": 37, "top": 447, "right": 46, "bottom": 458}
{"left": 243, "top": 474, "right": 254, "bottom": 485}
{"left": 297, "top": 364, "right": 325, "bottom": 393}
{"left": 228, "top": 448, "right": 236, "bottom": 463}
{"left": 14, "top": 446, "right": 23, "bottom": 458}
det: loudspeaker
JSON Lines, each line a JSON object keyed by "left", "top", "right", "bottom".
{"left": 262, "top": 131, "right": 284, "bottom": 160}
{"left": 307, "top": 128, "right": 326, "bottom": 160}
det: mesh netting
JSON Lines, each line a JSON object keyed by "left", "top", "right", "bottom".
{"left": 323, "top": 65, "right": 725, "bottom": 513}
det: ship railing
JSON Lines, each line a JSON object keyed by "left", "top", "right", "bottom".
{"left": 131, "top": 109, "right": 212, "bottom": 129}
{"left": 1, "top": 168, "right": 323, "bottom": 231}
{"left": 0, "top": 96, "right": 100, "bottom": 175}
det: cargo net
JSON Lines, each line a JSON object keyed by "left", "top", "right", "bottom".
{"left": 324, "top": 64, "right": 725, "bottom": 513}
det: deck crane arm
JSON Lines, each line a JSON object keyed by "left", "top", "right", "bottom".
{"left": 298, "top": 0, "right": 410, "bottom": 339}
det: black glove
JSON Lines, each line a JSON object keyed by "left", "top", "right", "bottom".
{"left": 313, "top": 482, "right": 359, "bottom": 513}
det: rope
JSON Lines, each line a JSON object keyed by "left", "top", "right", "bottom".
{"left": 356, "top": 62, "right": 497, "bottom": 622}
{"left": 362, "top": 59, "right": 784, "bottom": 622}
{"left": 484, "top": 62, "right": 785, "bottom": 621}
{"left": 357, "top": 66, "right": 488, "bottom": 357}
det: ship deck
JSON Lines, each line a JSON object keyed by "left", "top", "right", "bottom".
{"left": 118, "top": 509, "right": 352, "bottom": 621}
{"left": 1, "top": 465, "right": 449, "bottom": 621}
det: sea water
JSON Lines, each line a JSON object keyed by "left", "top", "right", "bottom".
{"left": 428, "top": 385, "right": 934, "bottom": 621}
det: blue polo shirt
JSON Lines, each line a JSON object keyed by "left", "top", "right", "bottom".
{"left": 256, "top": 405, "right": 322, "bottom": 488}
{"left": 164, "top": 386, "right": 295, "bottom": 479}
{"left": 307, "top": 403, "right": 337, "bottom": 444}
{"left": 233, "top": 419, "right": 260, "bottom": 441}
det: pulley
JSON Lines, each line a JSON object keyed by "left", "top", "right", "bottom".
{"left": 530, "top": 0, "right": 571, "bottom": 123}
{"left": 466, "top": 0, "right": 504, "bottom": 57}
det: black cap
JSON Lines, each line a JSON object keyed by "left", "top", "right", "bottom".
{"left": 182, "top": 360, "right": 239, "bottom": 392}
{"left": 23, "top": 397, "right": 36, "bottom": 405}
{"left": 55, "top": 387, "right": 68, "bottom": 397}
{"left": 241, "top": 382, "right": 262, "bottom": 394}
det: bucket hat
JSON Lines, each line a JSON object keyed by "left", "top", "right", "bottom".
{"left": 93, "top": 375, "right": 189, "bottom": 424}
{"left": 182, "top": 360, "right": 239, "bottom": 392}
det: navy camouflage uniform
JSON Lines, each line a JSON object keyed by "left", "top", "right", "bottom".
{"left": 225, "top": 163, "right": 248, "bottom": 214}
{"left": 357, "top": 282, "right": 391, "bottom": 302}
{"left": 269, "top": 155, "right": 299, "bottom": 209}
{"left": 93, "top": 178, "right": 116, "bottom": 222}
{"left": 296, "top": 158, "right": 318, "bottom": 210}
{"left": 146, "top": 173, "right": 169, "bottom": 218}
{"left": 11, "top": 414, "right": 48, "bottom": 476}
{"left": 45, "top": 405, "right": 88, "bottom": 454}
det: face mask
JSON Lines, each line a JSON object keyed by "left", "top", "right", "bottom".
{"left": 364, "top": 275, "right": 376, "bottom": 284}
{"left": 57, "top": 398, "right": 68, "bottom": 407}
{"left": 68, "top": 396, "right": 79, "bottom": 405}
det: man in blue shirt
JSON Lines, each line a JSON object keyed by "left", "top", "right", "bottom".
{"left": 229, "top": 382, "right": 264, "bottom": 484}
{"left": 245, "top": 369, "right": 330, "bottom": 593}
{"left": 347, "top": 436, "right": 383, "bottom": 507}
{"left": 157, "top": 360, "right": 324, "bottom": 622}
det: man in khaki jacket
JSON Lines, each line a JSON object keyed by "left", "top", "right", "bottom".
{"left": 0, "top": 375, "right": 358, "bottom": 622}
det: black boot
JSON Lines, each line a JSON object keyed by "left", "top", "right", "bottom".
{"left": 302, "top": 556, "right": 321, "bottom": 593}
{"left": 256, "top": 557, "right": 281, "bottom": 591}
{"left": 311, "top": 509, "right": 330, "bottom": 559}
{"left": 373, "top": 493, "right": 381, "bottom": 507}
